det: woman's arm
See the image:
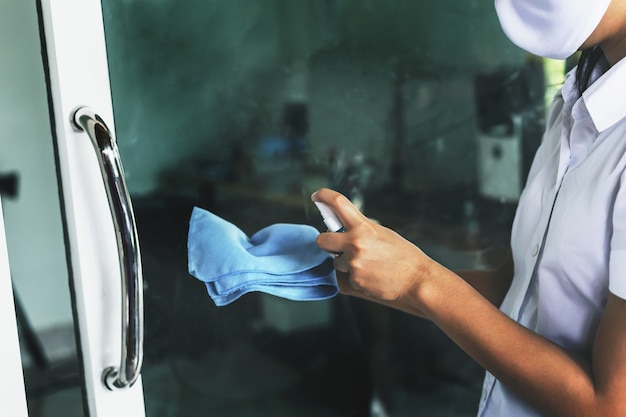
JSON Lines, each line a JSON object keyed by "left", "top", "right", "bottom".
{"left": 422, "top": 265, "right": 626, "bottom": 417}
{"left": 313, "top": 187, "right": 626, "bottom": 417}
{"left": 335, "top": 250, "right": 513, "bottom": 318}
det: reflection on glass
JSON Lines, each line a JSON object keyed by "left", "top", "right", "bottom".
{"left": 103, "top": 1, "right": 553, "bottom": 415}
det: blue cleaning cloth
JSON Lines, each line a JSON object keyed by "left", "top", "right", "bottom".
{"left": 188, "top": 207, "right": 338, "bottom": 306}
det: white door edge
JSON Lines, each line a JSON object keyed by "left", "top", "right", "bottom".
{"left": 39, "top": 0, "right": 145, "bottom": 415}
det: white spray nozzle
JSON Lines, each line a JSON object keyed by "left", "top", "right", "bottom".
{"left": 314, "top": 202, "right": 344, "bottom": 232}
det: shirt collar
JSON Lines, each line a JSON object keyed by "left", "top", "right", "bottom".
{"left": 582, "top": 56, "right": 626, "bottom": 132}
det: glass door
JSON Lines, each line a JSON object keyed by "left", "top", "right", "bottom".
{"left": 100, "top": 1, "right": 548, "bottom": 417}
{"left": 2, "top": 0, "right": 555, "bottom": 416}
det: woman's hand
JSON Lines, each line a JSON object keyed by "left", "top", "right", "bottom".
{"left": 311, "top": 188, "right": 435, "bottom": 304}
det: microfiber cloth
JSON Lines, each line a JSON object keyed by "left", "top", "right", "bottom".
{"left": 188, "top": 206, "right": 338, "bottom": 306}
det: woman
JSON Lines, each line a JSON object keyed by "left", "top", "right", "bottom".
{"left": 312, "top": 0, "right": 626, "bottom": 415}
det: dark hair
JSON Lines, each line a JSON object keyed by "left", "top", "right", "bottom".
{"left": 575, "top": 46, "right": 605, "bottom": 96}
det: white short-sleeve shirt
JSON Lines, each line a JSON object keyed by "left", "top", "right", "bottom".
{"left": 478, "top": 56, "right": 626, "bottom": 417}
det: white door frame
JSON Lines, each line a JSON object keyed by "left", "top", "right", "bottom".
{"left": 38, "top": 0, "right": 146, "bottom": 415}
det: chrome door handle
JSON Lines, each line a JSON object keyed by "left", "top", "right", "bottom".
{"left": 71, "top": 106, "right": 144, "bottom": 390}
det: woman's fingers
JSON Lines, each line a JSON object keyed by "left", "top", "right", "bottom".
{"left": 316, "top": 230, "right": 346, "bottom": 255}
{"left": 335, "top": 270, "right": 354, "bottom": 293}
{"left": 311, "top": 188, "right": 367, "bottom": 231}
{"left": 312, "top": 187, "right": 425, "bottom": 302}
{"left": 335, "top": 270, "right": 368, "bottom": 296}
{"left": 332, "top": 252, "right": 350, "bottom": 273}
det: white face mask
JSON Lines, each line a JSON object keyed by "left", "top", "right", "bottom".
{"left": 495, "top": 0, "right": 612, "bottom": 59}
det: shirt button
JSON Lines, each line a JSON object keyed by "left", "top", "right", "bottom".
{"left": 531, "top": 244, "right": 539, "bottom": 256}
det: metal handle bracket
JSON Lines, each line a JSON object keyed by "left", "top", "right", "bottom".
{"left": 71, "top": 106, "right": 144, "bottom": 390}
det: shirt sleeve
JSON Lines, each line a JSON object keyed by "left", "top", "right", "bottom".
{"left": 609, "top": 169, "right": 626, "bottom": 299}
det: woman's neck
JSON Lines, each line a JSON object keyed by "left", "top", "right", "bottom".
{"left": 596, "top": 0, "right": 626, "bottom": 65}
